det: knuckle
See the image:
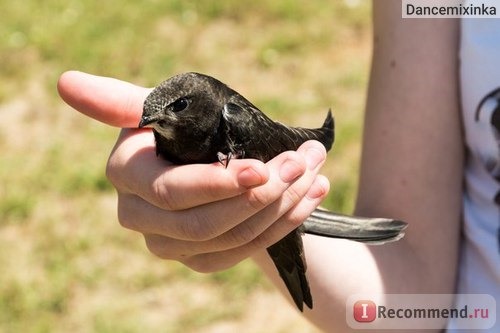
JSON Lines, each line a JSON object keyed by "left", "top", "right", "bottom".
{"left": 183, "top": 257, "right": 218, "bottom": 273}
{"left": 178, "top": 212, "right": 218, "bottom": 241}
{"left": 105, "top": 154, "right": 122, "bottom": 188}
{"left": 282, "top": 184, "right": 305, "bottom": 208}
{"left": 152, "top": 174, "right": 178, "bottom": 211}
{"left": 106, "top": 147, "right": 134, "bottom": 193}
{"left": 225, "top": 223, "right": 259, "bottom": 247}
{"left": 250, "top": 230, "right": 275, "bottom": 250}
{"left": 280, "top": 204, "right": 311, "bottom": 229}
{"left": 182, "top": 254, "right": 237, "bottom": 273}
{"left": 199, "top": 174, "right": 226, "bottom": 199}
{"left": 245, "top": 189, "right": 274, "bottom": 211}
{"left": 144, "top": 235, "right": 198, "bottom": 261}
{"left": 284, "top": 210, "right": 308, "bottom": 228}
{"left": 248, "top": 219, "right": 304, "bottom": 251}
{"left": 117, "top": 212, "right": 133, "bottom": 230}
{"left": 144, "top": 236, "right": 172, "bottom": 260}
{"left": 116, "top": 196, "right": 138, "bottom": 230}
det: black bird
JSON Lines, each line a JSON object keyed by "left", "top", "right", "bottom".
{"left": 139, "top": 72, "right": 407, "bottom": 311}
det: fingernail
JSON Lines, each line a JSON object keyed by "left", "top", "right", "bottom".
{"left": 305, "top": 147, "right": 324, "bottom": 170}
{"left": 305, "top": 175, "right": 329, "bottom": 200}
{"left": 238, "top": 167, "right": 266, "bottom": 188}
{"left": 279, "top": 158, "right": 304, "bottom": 183}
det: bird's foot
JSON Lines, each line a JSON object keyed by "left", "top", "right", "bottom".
{"left": 217, "top": 151, "right": 243, "bottom": 168}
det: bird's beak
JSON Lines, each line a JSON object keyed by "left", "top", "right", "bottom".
{"left": 138, "top": 114, "right": 160, "bottom": 128}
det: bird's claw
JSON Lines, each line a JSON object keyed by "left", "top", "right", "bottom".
{"left": 217, "top": 151, "right": 243, "bottom": 168}
{"left": 217, "top": 152, "right": 232, "bottom": 168}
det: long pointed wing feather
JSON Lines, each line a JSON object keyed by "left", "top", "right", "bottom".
{"left": 221, "top": 100, "right": 334, "bottom": 162}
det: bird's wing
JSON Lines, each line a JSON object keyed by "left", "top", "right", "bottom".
{"left": 266, "top": 231, "right": 313, "bottom": 311}
{"left": 304, "top": 208, "right": 407, "bottom": 244}
{"left": 221, "top": 100, "right": 297, "bottom": 161}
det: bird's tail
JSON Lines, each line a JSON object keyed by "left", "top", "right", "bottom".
{"left": 303, "top": 208, "right": 407, "bottom": 245}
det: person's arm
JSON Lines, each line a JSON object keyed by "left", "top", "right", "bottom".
{"left": 252, "top": 2, "right": 463, "bottom": 331}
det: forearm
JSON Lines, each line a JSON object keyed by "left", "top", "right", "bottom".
{"left": 253, "top": 234, "right": 427, "bottom": 332}
{"left": 254, "top": 2, "right": 463, "bottom": 332}
{"left": 355, "top": 1, "right": 463, "bottom": 296}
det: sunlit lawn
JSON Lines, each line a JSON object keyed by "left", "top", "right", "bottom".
{"left": 0, "top": 1, "right": 372, "bottom": 332}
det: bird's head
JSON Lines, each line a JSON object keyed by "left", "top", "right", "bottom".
{"left": 139, "top": 72, "right": 233, "bottom": 138}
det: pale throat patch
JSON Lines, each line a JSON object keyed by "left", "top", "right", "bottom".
{"left": 154, "top": 125, "right": 176, "bottom": 140}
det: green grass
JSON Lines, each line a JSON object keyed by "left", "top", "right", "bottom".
{"left": 0, "top": 1, "right": 372, "bottom": 332}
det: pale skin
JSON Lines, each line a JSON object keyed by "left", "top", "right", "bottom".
{"left": 57, "top": 2, "right": 463, "bottom": 331}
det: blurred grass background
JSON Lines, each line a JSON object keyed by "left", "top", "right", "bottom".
{"left": 0, "top": 0, "right": 372, "bottom": 332}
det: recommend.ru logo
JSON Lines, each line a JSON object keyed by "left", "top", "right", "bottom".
{"left": 346, "top": 294, "right": 496, "bottom": 330}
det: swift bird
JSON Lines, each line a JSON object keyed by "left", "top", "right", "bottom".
{"left": 139, "top": 72, "right": 407, "bottom": 311}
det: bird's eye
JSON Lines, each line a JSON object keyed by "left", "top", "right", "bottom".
{"left": 171, "top": 98, "right": 189, "bottom": 112}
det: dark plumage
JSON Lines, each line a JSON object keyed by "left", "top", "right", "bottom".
{"left": 139, "top": 72, "right": 407, "bottom": 311}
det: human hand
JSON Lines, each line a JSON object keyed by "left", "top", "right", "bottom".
{"left": 57, "top": 71, "right": 330, "bottom": 272}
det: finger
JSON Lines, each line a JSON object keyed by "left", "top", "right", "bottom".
{"left": 118, "top": 141, "right": 326, "bottom": 242}
{"left": 57, "top": 70, "right": 151, "bottom": 128}
{"left": 142, "top": 174, "right": 330, "bottom": 262}
{"left": 107, "top": 129, "right": 270, "bottom": 210}
{"left": 179, "top": 175, "right": 331, "bottom": 272}
{"left": 116, "top": 148, "right": 307, "bottom": 240}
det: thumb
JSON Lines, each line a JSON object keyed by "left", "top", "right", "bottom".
{"left": 57, "top": 70, "right": 152, "bottom": 128}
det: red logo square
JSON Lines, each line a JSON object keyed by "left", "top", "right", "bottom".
{"left": 353, "top": 300, "right": 376, "bottom": 322}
